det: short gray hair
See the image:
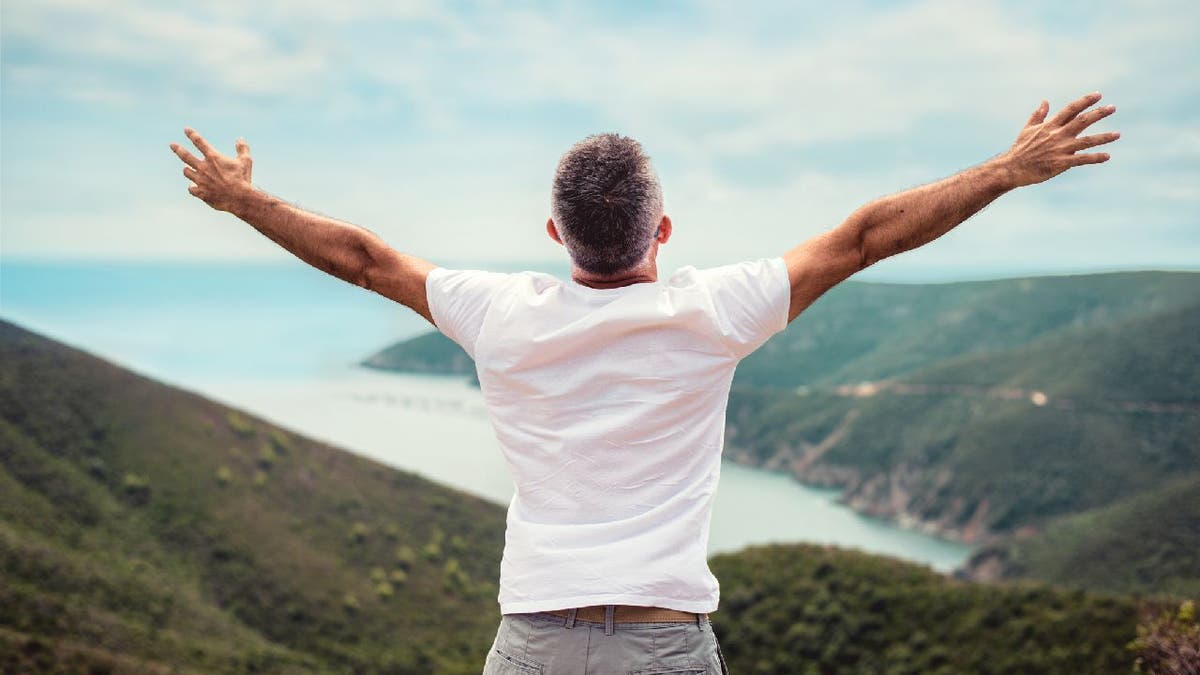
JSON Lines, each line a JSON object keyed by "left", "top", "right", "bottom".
{"left": 550, "top": 133, "right": 663, "bottom": 276}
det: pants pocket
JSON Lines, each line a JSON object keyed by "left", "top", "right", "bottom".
{"left": 484, "top": 645, "right": 545, "bottom": 674}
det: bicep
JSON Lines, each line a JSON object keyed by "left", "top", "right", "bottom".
{"left": 781, "top": 215, "right": 868, "bottom": 323}
{"left": 361, "top": 240, "right": 438, "bottom": 325}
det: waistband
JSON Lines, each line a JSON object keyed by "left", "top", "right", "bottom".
{"left": 542, "top": 605, "right": 707, "bottom": 624}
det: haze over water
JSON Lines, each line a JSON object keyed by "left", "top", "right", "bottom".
{"left": 1, "top": 259, "right": 972, "bottom": 571}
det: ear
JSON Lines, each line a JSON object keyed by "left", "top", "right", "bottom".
{"left": 656, "top": 214, "right": 673, "bottom": 244}
{"left": 546, "top": 218, "right": 564, "bottom": 245}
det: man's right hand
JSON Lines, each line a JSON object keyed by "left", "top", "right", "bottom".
{"left": 169, "top": 126, "right": 437, "bottom": 325}
{"left": 1000, "top": 92, "right": 1120, "bottom": 188}
{"left": 170, "top": 127, "right": 255, "bottom": 213}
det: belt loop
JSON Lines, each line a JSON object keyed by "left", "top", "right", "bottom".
{"left": 695, "top": 612, "right": 703, "bottom": 628}
{"left": 604, "top": 605, "right": 615, "bottom": 636}
{"left": 564, "top": 608, "right": 578, "bottom": 629}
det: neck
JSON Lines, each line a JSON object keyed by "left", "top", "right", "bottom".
{"left": 571, "top": 260, "right": 658, "bottom": 289}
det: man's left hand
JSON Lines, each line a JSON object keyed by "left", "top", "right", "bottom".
{"left": 170, "top": 128, "right": 255, "bottom": 213}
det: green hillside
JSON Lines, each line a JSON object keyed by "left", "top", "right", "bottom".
{"left": 707, "top": 543, "right": 1145, "bottom": 675}
{"left": 0, "top": 318, "right": 1190, "bottom": 673}
{"left": 362, "top": 329, "right": 475, "bottom": 377}
{"left": 0, "top": 319, "right": 507, "bottom": 673}
{"left": 736, "top": 270, "right": 1200, "bottom": 388}
{"left": 726, "top": 301, "right": 1200, "bottom": 538}
{"left": 963, "top": 473, "right": 1200, "bottom": 597}
{"left": 903, "top": 300, "right": 1200, "bottom": 401}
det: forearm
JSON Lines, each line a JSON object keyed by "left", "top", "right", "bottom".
{"left": 229, "top": 187, "right": 379, "bottom": 287}
{"left": 854, "top": 154, "right": 1018, "bottom": 267}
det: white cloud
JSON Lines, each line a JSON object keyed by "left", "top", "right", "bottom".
{"left": 1, "top": 0, "right": 1196, "bottom": 274}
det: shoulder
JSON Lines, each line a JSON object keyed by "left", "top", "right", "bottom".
{"left": 670, "top": 257, "right": 788, "bottom": 289}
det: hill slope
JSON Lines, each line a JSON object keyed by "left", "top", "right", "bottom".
{"left": 726, "top": 300, "right": 1200, "bottom": 540}
{"left": 962, "top": 473, "right": 1200, "bottom": 597}
{"left": 736, "top": 270, "right": 1200, "bottom": 388}
{"left": 0, "top": 318, "right": 1185, "bottom": 673}
{"left": 707, "top": 543, "right": 1144, "bottom": 675}
{"left": 0, "top": 319, "right": 507, "bottom": 673}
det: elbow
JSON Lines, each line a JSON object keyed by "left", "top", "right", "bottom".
{"left": 348, "top": 234, "right": 381, "bottom": 292}
{"left": 848, "top": 212, "right": 879, "bottom": 272}
{"left": 850, "top": 207, "right": 909, "bottom": 271}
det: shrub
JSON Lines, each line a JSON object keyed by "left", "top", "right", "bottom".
{"left": 267, "top": 428, "right": 292, "bottom": 454}
{"left": 215, "top": 466, "right": 233, "bottom": 486}
{"left": 375, "top": 582, "right": 394, "bottom": 600}
{"left": 252, "top": 470, "right": 268, "bottom": 487}
{"left": 395, "top": 546, "right": 417, "bottom": 570}
{"left": 370, "top": 567, "right": 387, "bottom": 583}
{"left": 86, "top": 456, "right": 108, "bottom": 480}
{"left": 342, "top": 593, "right": 360, "bottom": 612}
{"left": 121, "top": 473, "right": 151, "bottom": 506}
{"left": 1130, "top": 600, "right": 1200, "bottom": 674}
{"left": 390, "top": 569, "right": 408, "bottom": 584}
{"left": 256, "top": 442, "right": 277, "bottom": 470}
{"left": 421, "top": 526, "right": 445, "bottom": 560}
{"left": 348, "top": 522, "right": 370, "bottom": 544}
{"left": 421, "top": 541, "right": 441, "bottom": 561}
{"left": 442, "top": 558, "right": 470, "bottom": 594}
{"left": 226, "top": 411, "right": 255, "bottom": 438}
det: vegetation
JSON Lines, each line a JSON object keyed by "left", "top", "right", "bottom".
{"left": 708, "top": 543, "right": 1144, "bottom": 675}
{"left": 964, "top": 473, "right": 1200, "bottom": 597}
{"left": 1129, "top": 600, "right": 1200, "bottom": 675}
{"left": 361, "top": 329, "right": 476, "bottom": 376}
{"left": 4, "top": 313, "right": 1195, "bottom": 672}
{"left": 0, "top": 318, "right": 506, "bottom": 673}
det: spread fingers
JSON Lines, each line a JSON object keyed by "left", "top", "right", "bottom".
{"left": 170, "top": 143, "right": 203, "bottom": 169}
{"left": 1075, "top": 131, "right": 1121, "bottom": 151}
{"left": 1068, "top": 152, "right": 1111, "bottom": 166}
{"left": 1066, "top": 105, "right": 1117, "bottom": 135}
{"left": 184, "top": 127, "right": 218, "bottom": 158}
{"left": 1049, "top": 92, "right": 1102, "bottom": 127}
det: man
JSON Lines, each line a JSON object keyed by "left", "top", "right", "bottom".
{"left": 171, "top": 92, "right": 1118, "bottom": 674}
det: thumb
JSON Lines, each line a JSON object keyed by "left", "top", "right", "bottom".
{"left": 1025, "top": 100, "right": 1049, "bottom": 127}
{"left": 236, "top": 137, "right": 251, "bottom": 159}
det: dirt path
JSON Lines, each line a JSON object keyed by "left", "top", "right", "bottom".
{"left": 819, "top": 381, "right": 1200, "bottom": 414}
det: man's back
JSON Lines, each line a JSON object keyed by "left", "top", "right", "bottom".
{"left": 427, "top": 257, "right": 791, "bottom": 613}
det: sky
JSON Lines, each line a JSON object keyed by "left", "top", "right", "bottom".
{"left": 2, "top": 0, "right": 1198, "bottom": 281}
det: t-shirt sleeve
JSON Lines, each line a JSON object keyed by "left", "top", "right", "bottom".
{"left": 694, "top": 256, "right": 791, "bottom": 359}
{"left": 425, "top": 267, "right": 511, "bottom": 359}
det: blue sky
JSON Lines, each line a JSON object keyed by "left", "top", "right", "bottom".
{"left": 2, "top": 0, "right": 1197, "bottom": 280}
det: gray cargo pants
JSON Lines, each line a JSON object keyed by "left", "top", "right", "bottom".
{"left": 483, "top": 608, "right": 731, "bottom": 674}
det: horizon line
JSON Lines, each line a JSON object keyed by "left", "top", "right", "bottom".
{"left": 2, "top": 254, "right": 1197, "bottom": 286}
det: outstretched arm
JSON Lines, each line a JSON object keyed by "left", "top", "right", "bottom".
{"left": 170, "top": 128, "right": 436, "bottom": 324}
{"left": 782, "top": 92, "right": 1120, "bottom": 322}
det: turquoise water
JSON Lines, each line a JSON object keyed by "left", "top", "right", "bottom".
{"left": 1, "top": 259, "right": 427, "bottom": 380}
{"left": 1, "top": 259, "right": 972, "bottom": 571}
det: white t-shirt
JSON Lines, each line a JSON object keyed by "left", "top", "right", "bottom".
{"left": 426, "top": 257, "right": 791, "bottom": 614}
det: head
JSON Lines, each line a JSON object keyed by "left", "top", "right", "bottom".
{"left": 548, "top": 133, "right": 668, "bottom": 277}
